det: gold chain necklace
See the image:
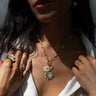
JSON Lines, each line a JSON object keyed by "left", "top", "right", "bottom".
{"left": 38, "top": 36, "right": 72, "bottom": 80}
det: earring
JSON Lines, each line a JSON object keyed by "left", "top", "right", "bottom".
{"left": 73, "top": 2, "right": 78, "bottom": 7}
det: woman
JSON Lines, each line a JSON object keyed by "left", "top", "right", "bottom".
{"left": 0, "top": 0, "right": 96, "bottom": 96}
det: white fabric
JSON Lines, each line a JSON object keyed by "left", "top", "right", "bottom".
{"left": 18, "top": 75, "right": 81, "bottom": 96}
{"left": 58, "top": 77, "right": 80, "bottom": 96}
{"left": 21, "top": 73, "right": 38, "bottom": 96}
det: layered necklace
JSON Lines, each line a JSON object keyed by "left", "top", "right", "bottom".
{"left": 38, "top": 35, "right": 72, "bottom": 80}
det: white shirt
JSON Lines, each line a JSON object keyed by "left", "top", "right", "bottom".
{"left": 12, "top": 33, "right": 96, "bottom": 96}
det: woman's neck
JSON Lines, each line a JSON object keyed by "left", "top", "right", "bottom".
{"left": 40, "top": 11, "right": 72, "bottom": 44}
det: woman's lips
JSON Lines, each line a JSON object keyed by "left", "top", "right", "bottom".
{"left": 34, "top": 0, "right": 52, "bottom": 10}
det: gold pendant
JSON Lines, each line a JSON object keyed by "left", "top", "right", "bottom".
{"left": 45, "top": 71, "right": 53, "bottom": 80}
{"left": 43, "top": 65, "right": 54, "bottom": 80}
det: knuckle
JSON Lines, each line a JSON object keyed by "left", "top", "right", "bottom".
{"left": 75, "top": 72, "right": 81, "bottom": 78}
{"left": 8, "top": 50, "right": 15, "bottom": 54}
{"left": 91, "top": 59, "right": 96, "bottom": 64}
{"left": 13, "top": 67, "right": 19, "bottom": 72}
{"left": 15, "top": 52, "right": 22, "bottom": 59}
{"left": 91, "top": 62, "right": 96, "bottom": 67}
{"left": 84, "top": 60, "right": 90, "bottom": 65}
{"left": 79, "top": 67, "right": 86, "bottom": 75}
{"left": 22, "top": 53, "right": 27, "bottom": 59}
{"left": 17, "top": 53, "right": 22, "bottom": 58}
{"left": 78, "top": 64, "right": 84, "bottom": 70}
{"left": 78, "top": 55, "right": 84, "bottom": 59}
{"left": 4, "top": 59, "right": 12, "bottom": 68}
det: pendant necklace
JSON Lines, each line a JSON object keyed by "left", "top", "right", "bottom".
{"left": 38, "top": 35, "right": 72, "bottom": 80}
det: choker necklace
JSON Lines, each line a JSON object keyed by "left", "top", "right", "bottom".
{"left": 38, "top": 36, "right": 72, "bottom": 80}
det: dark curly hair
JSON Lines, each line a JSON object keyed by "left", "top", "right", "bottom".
{"left": 0, "top": 0, "right": 95, "bottom": 56}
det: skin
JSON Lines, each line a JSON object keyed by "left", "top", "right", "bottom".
{"left": 0, "top": 45, "right": 32, "bottom": 96}
{"left": 27, "top": 0, "right": 76, "bottom": 95}
{"left": 0, "top": 0, "right": 96, "bottom": 96}
{"left": 27, "top": 0, "right": 96, "bottom": 96}
{"left": 27, "top": 0, "right": 72, "bottom": 23}
{"left": 27, "top": 0, "right": 72, "bottom": 43}
{"left": 72, "top": 55, "right": 96, "bottom": 96}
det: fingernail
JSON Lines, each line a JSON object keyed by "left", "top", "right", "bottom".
{"left": 18, "top": 43, "right": 24, "bottom": 51}
{"left": 12, "top": 45, "right": 16, "bottom": 48}
{"left": 25, "top": 47, "right": 29, "bottom": 51}
{"left": 11, "top": 45, "right": 16, "bottom": 50}
{"left": 20, "top": 43, "right": 24, "bottom": 48}
{"left": 28, "top": 59, "right": 32, "bottom": 63}
{"left": 25, "top": 44, "right": 30, "bottom": 51}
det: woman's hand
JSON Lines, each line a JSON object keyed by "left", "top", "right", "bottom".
{"left": 72, "top": 55, "right": 96, "bottom": 96}
{"left": 0, "top": 45, "right": 32, "bottom": 96}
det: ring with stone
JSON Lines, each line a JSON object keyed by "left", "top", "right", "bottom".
{"left": 7, "top": 54, "right": 15, "bottom": 62}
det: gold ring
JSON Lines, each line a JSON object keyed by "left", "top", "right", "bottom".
{"left": 7, "top": 54, "right": 15, "bottom": 62}
{"left": 20, "top": 63, "right": 26, "bottom": 71}
{"left": 76, "top": 62, "right": 83, "bottom": 67}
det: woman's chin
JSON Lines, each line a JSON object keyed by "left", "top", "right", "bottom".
{"left": 35, "top": 11, "right": 57, "bottom": 23}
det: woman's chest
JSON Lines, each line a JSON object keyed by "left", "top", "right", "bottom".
{"left": 31, "top": 57, "right": 74, "bottom": 96}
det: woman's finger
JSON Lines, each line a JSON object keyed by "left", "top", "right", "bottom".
{"left": 23, "top": 59, "right": 32, "bottom": 77}
{"left": 0, "top": 59, "right": 3, "bottom": 66}
{"left": 86, "top": 55, "right": 96, "bottom": 72}
{"left": 3, "top": 59, "right": 13, "bottom": 68}
{"left": 7, "top": 46, "right": 16, "bottom": 55}
{"left": 13, "top": 44, "right": 23, "bottom": 68}
{"left": 86, "top": 55, "right": 96, "bottom": 64}
{"left": 75, "top": 60, "right": 82, "bottom": 67}
{"left": 72, "top": 67, "right": 80, "bottom": 77}
{"left": 20, "top": 48, "right": 29, "bottom": 72}
{"left": 78, "top": 55, "right": 89, "bottom": 65}
{"left": 75, "top": 55, "right": 92, "bottom": 72}
{"left": 86, "top": 55, "right": 95, "bottom": 62}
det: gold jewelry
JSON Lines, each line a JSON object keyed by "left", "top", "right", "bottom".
{"left": 73, "top": 2, "right": 78, "bottom": 7}
{"left": 38, "top": 39, "right": 57, "bottom": 80}
{"left": 38, "top": 36, "right": 72, "bottom": 80}
{"left": 7, "top": 54, "right": 15, "bottom": 62}
{"left": 76, "top": 62, "right": 83, "bottom": 67}
{"left": 20, "top": 63, "right": 26, "bottom": 71}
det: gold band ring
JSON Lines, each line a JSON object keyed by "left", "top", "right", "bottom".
{"left": 7, "top": 54, "right": 15, "bottom": 62}
{"left": 20, "top": 63, "right": 26, "bottom": 71}
{"left": 76, "top": 62, "right": 83, "bottom": 67}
